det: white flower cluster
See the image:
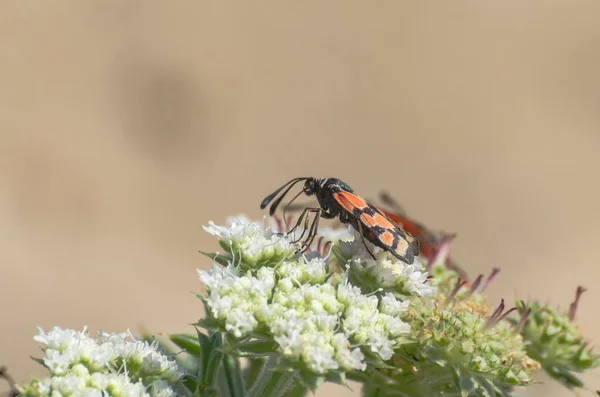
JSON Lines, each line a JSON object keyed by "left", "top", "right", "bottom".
{"left": 203, "top": 216, "right": 297, "bottom": 267}
{"left": 199, "top": 217, "right": 427, "bottom": 376}
{"left": 339, "top": 236, "right": 434, "bottom": 298}
{"left": 19, "top": 327, "right": 186, "bottom": 397}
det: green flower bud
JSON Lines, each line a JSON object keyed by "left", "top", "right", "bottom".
{"left": 362, "top": 265, "right": 539, "bottom": 397}
{"left": 515, "top": 287, "right": 600, "bottom": 388}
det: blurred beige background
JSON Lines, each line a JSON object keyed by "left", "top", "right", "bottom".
{"left": 1, "top": 1, "right": 599, "bottom": 395}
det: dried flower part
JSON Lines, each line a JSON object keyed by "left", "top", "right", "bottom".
{"left": 18, "top": 327, "right": 187, "bottom": 397}
{"left": 515, "top": 293, "right": 600, "bottom": 388}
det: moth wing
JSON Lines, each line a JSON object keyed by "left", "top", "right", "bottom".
{"left": 333, "top": 191, "right": 419, "bottom": 263}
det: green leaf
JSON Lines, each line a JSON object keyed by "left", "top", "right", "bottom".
{"left": 196, "top": 328, "right": 213, "bottom": 379}
{"left": 194, "top": 318, "right": 222, "bottom": 331}
{"left": 298, "top": 370, "right": 325, "bottom": 393}
{"left": 284, "top": 382, "right": 309, "bottom": 397}
{"left": 186, "top": 329, "right": 224, "bottom": 397}
{"left": 244, "top": 356, "right": 300, "bottom": 397}
{"left": 457, "top": 372, "right": 476, "bottom": 395}
{"left": 548, "top": 366, "right": 584, "bottom": 389}
{"left": 170, "top": 334, "right": 202, "bottom": 357}
{"left": 182, "top": 373, "right": 201, "bottom": 395}
{"left": 325, "top": 371, "right": 346, "bottom": 386}
{"left": 203, "top": 333, "right": 225, "bottom": 392}
{"left": 168, "top": 333, "right": 203, "bottom": 374}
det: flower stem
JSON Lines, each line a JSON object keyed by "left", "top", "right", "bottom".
{"left": 247, "top": 357, "right": 297, "bottom": 397}
{"left": 222, "top": 354, "right": 245, "bottom": 397}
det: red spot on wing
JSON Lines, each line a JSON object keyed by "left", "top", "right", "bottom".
{"left": 379, "top": 207, "right": 444, "bottom": 261}
{"left": 380, "top": 209, "right": 428, "bottom": 239}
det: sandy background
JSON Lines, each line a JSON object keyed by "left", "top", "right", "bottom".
{"left": 1, "top": 1, "right": 599, "bottom": 395}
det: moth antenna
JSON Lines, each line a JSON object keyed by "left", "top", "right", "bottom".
{"left": 282, "top": 189, "right": 305, "bottom": 222}
{"left": 268, "top": 178, "right": 307, "bottom": 216}
{"left": 260, "top": 177, "right": 308, "bottom": 210}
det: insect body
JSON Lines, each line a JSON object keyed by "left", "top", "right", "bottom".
{"left": 377, "top": 191, "right": 467, "bottom": 279}
{"left": 260, "top": 177, "right": 419, "bottom": 264}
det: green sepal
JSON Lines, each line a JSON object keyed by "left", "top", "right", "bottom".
{"left": 199, "top": 251, "right": 231, "bottom": 266}
{"left": 325, "top": 371, "right": 347, "bottom": 387}
{"left": 29, "top": 356, "right": 46, "bottom": 367}
{"left": 193, "top": 317, "right": 223, "bottom": 331}
{"left": 233, "top": 340, "right": 279, "bottom": 357}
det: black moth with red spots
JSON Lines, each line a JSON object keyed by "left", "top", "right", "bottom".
{"left": 260, "top": 177, "right": 420, "bottom": 264}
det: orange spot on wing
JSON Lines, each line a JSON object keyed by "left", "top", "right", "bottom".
{"left": 379, "top": 231, "right": 395, "bottom": 247}
{"left": 360, "top": 213, "right": 377, "bottom": 227}
{"left": 333, "top": 192, "right": 368, "bottom": 211}
{"left": 372, "top": 212, "right": 395, "bottom": 229}
{"left": 360, "top": 212, "right": 395, "bottom": 229}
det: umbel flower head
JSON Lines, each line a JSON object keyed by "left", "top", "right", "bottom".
{"left": 355, "top": 255, "right": 541, "bottom": 397}
{"left": 198, "top": 216, "right": 424, "bottom": 386}
{"left": 19, "top": 327, "right": 187, "bottom": 397}
{"left": 514, "top": 286, "right": 600, "bottom": 388}
{"left": 203, "top": 217, "right": 297, "bottom": 269}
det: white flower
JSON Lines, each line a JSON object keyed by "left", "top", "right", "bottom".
{"left": 34, "top": 326, "right": 92, "bottom": 352}
{"left": 203, "top": 217, "right": 296, "bottom": 266}
{"left": 89, "top": 373, "right": 148, "bottom": 396}
{"left": 21, "top": 327, "right": 186, "bottom": 396}
{"left": 199, "top": 258, "right": 411, "bottom": 374}
{"left": 331, "top": 333, "right": 366, "bottom": 371}
{"left": 276, "top": 255, "right": 328, "bottom": 284}
{"left": 337, "top": 231, "right": 373, "bottom": 260}
{"left": 341, "top": 236, "right": 435, "bottom": 298}
{"left": 380, "top": 293, "right": 410, "bottom": 316}
{"left": 20, "top": 372, "right": 151, "bottom": 397}
{"left": 198, "top": 264, "right": 276, "bottom": 338}
{"left": 317, "top": 225, "right": 355, "bottom": 242}
{"left": 301, "top": 333, "right": 339, "bottom": 373}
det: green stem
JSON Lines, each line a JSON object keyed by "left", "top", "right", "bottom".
{"left": 247, "top": 357, "right": 297, "bottom": 397}
{"left": 222, "top": 354, "right": 245, "bottom": 397}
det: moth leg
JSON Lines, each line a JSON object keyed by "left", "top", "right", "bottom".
{"left": 289, "top": 208, "right": 321, "bottom": 244}
{"left": 287, "top": 207, "right": 314, "bottom": 236}
{"left": 356, "top": 221, "right": 377, "bottom": 260}
{"left": 298, "top": 209, "right": 337, "bottom": 252}
{"left": 297, "top": 211, "right": 322, "bottom": 254}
